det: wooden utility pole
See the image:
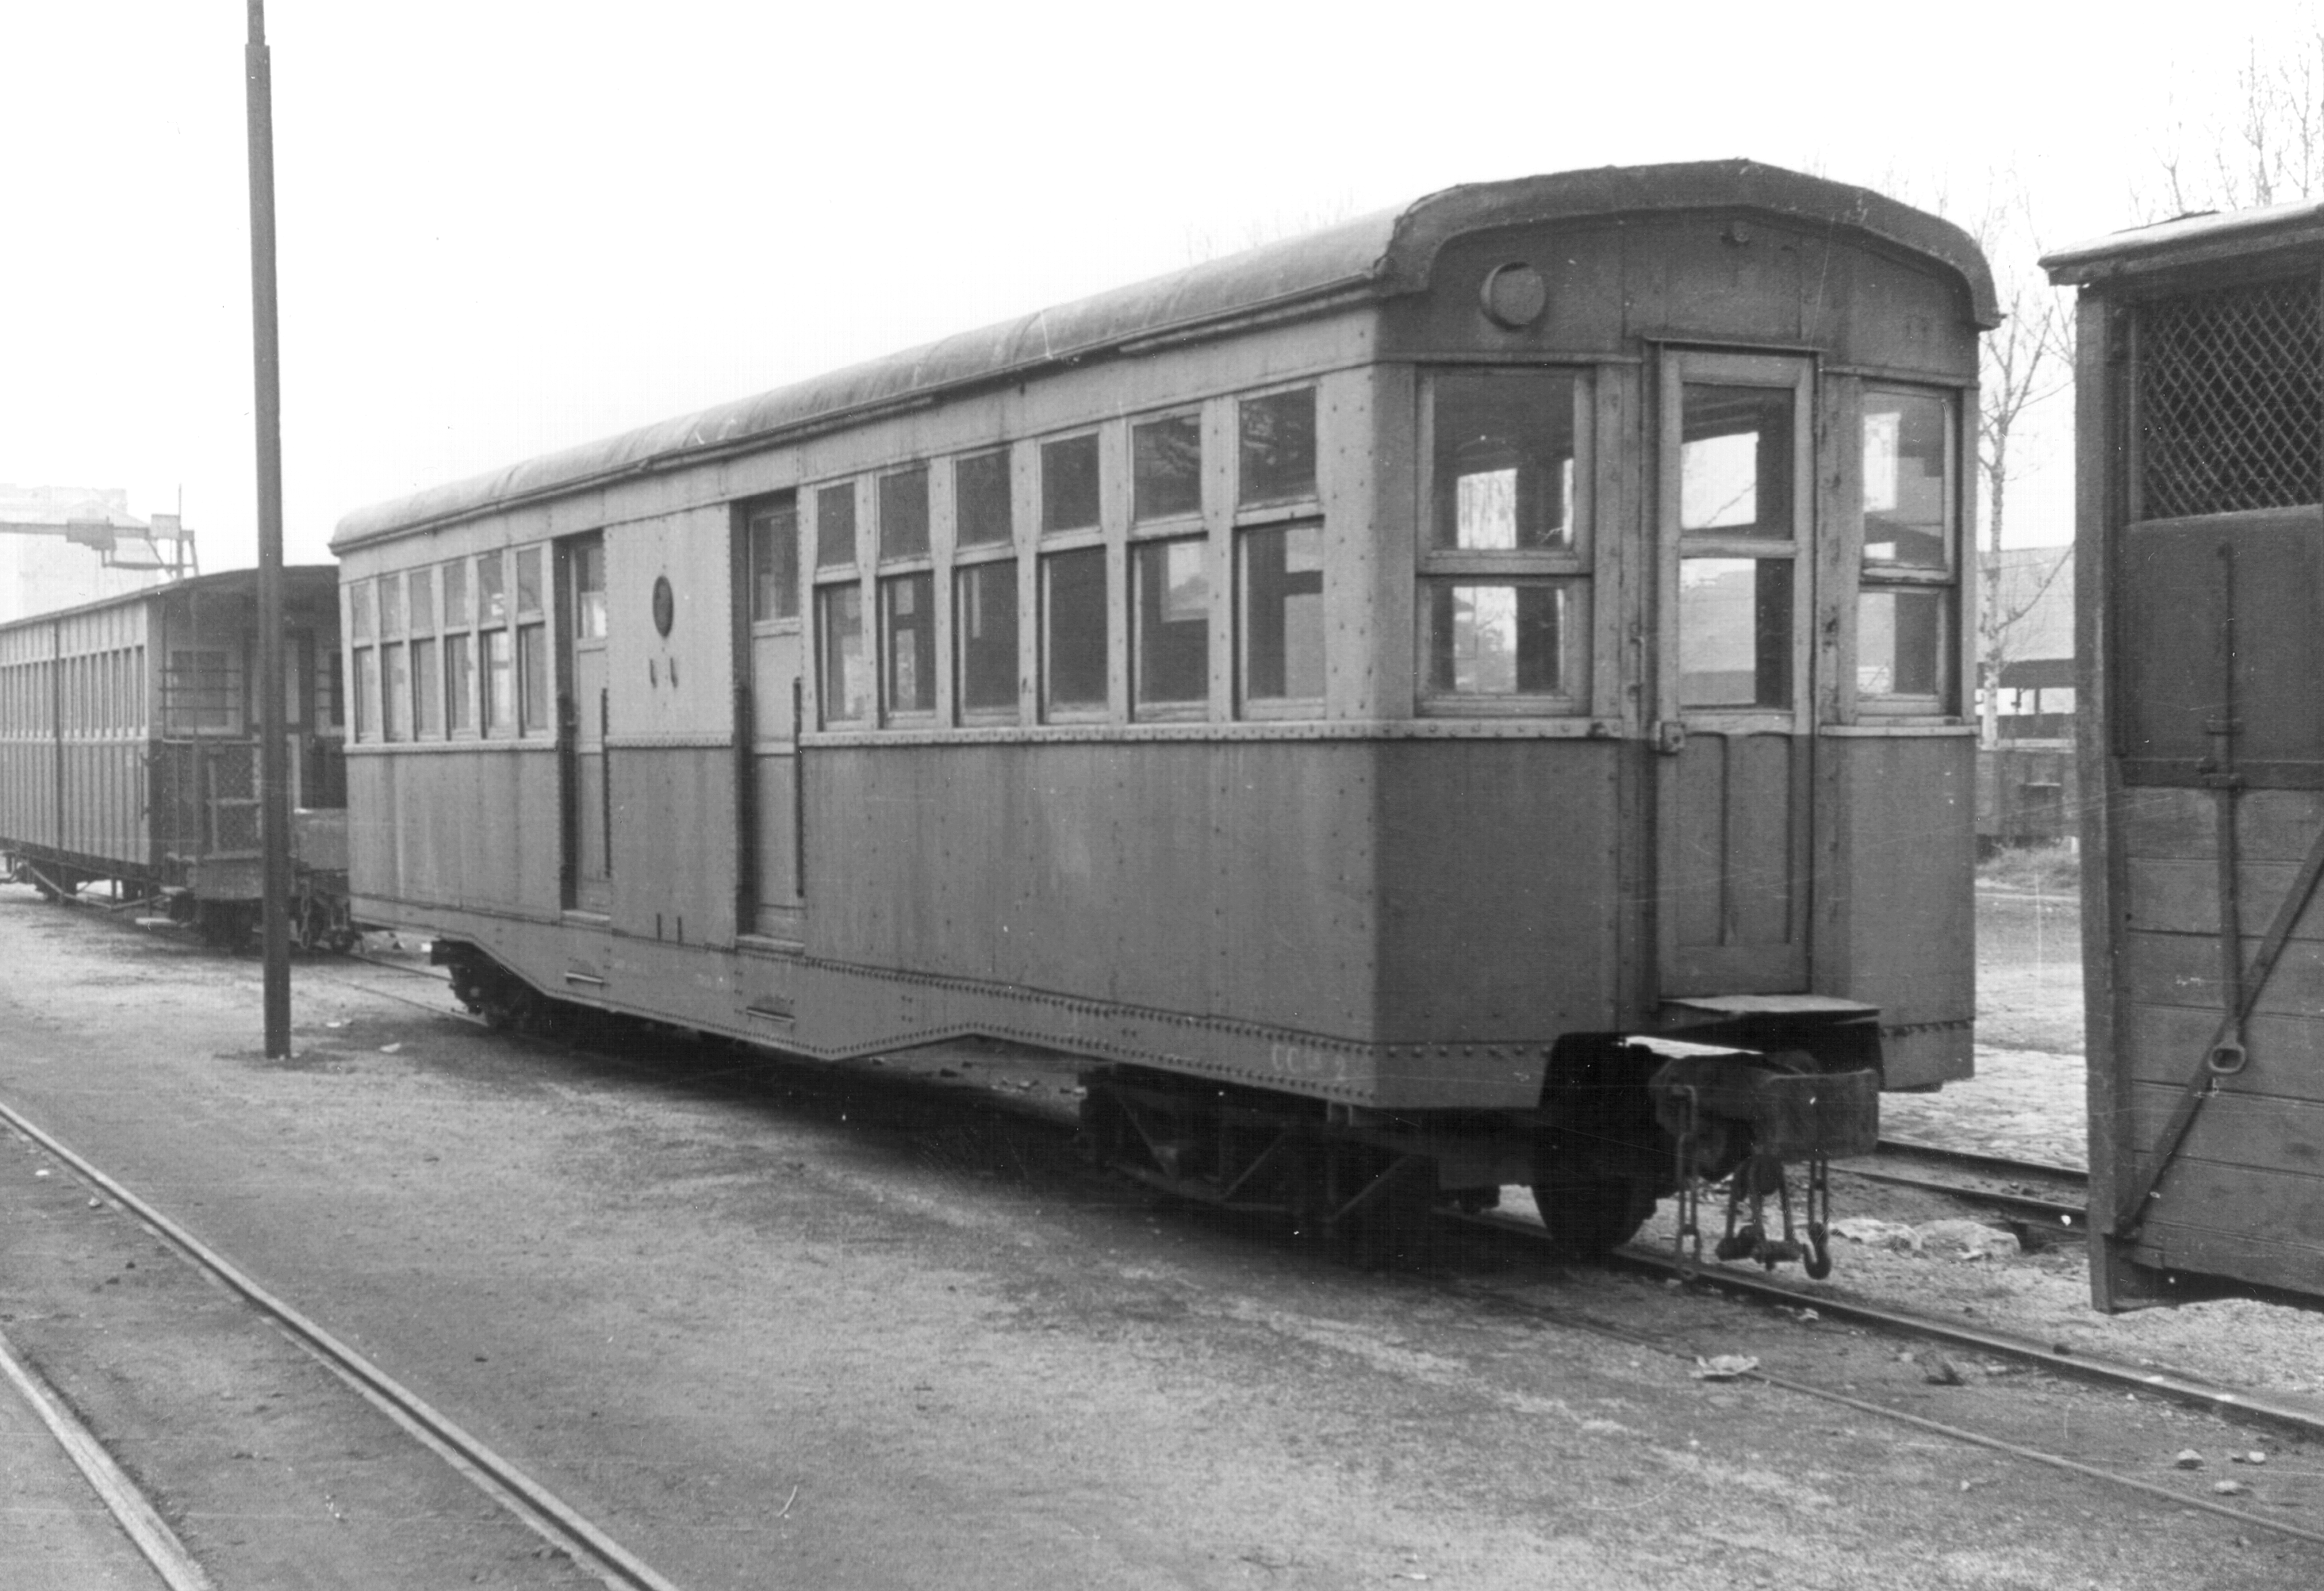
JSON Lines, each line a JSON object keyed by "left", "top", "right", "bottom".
{"left": 245, "top": 1, "right": 290, "bottom": 1056}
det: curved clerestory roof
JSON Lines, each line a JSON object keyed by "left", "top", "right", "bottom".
{"left": 335, "top": 159, "right": 1998, "bottom": 550}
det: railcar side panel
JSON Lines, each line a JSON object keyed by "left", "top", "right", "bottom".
{"left": 802, "top": 740, "right": 1379, "bottom": 1038}
{"left": 1373, "top": 738, "right": 1622, "bottom": 1044}
{"left": 1815, "top": 734, "right": 1977, "bottom": 1087}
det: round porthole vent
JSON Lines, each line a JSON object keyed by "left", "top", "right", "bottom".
{"left": 1479, "top": 261, "right": 1548, "bottom": 330}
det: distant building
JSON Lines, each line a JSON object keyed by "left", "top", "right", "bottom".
{"left": 1976, "top": 544, "right": 2077, "bottom": 849}
{"left": 0, "top": 485, "right": 175, "bottom": 623}
{"left": 1978, "top": 544, "right": 2074, "bottom": 741}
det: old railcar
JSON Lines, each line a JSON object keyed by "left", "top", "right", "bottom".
{"left": 336, "top": 161, "right": 1993, "bottom": 1262}
{"left": 2047, "top": 205, "right": 2324, "bottom": 1306}
{"left": 0, "top": 567, "right": 350, "bottom": 946}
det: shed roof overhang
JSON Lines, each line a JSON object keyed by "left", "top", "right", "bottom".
{"left": 2045, "top": 197, "right": 2324, "bottom": 286}
{"left": 334, "top": 160, "right": 1997, "bottom": 552}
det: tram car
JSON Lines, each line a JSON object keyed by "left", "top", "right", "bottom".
{"left": 2046, "top": 204, "right": 2324, "bottom": 1307}
{"left": 335, "top": 160, "right": 1994, "bottom": 1263}
{"left": 0, "top": 567, "right": 351, "bottom": 948}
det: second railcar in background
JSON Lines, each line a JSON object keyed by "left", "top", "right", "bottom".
{"left": 0, "top": 567, "right": 349, "bottom": 945}
{"left": 335, "top": 161, "right": 1994, "bottom": 1263}
{"left": 2048, "top": 204, "right": 2324, "bottom": 1307}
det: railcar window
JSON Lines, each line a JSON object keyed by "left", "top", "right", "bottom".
{"left": 817, "top": 484, "right": 857, "bottom": 568}
{"left": 1042, "top": 547, "right": 1107, "bottom": 712}
{"left": 1861, "top": 392, "right": 1950, "bottom": 569}
{"left": 818, "top": 584, "right": 869, "bottom": 722}
{"left": 954, "top": 450, "right": 1013, "bottom": 547}
{"left": 378, "top": 576, "right": 404, "bottom": 638}
{"left": 1681, "top": 386, "right": 1792, "bottom": 539}
{"left": 482, "top": 631, "right": 512, "bottom": 735}
{"left": 1240, "top": 521, "right": 1325, "bottom": 703}
{"left": 480, "top": 553, "right": 507, "bottom": 624}
{"left": 1425, "top": 582, "right": 1570, "bottom": 696}
{"left": 746, "top": 500, "right": 797, "bottom": 623}
{"left": 1678, "top": 558, "right": 1793, "bottom": 709}
{"left": 1432, "top": 373, "right": 1575, "bottom": 550}
{"left": 410, "top": 569, "right": 441, "bottom": 738}
{"left": 879, "top": 469, "right": 930, "bottom": 560}
{"left": 351, "top": 648, "right": 376, "bottom": 741}
{"left": 881, "top": 573, "right": 936, "bottom": 715}
{"left": 576, "top": 536, "right": 611, "bottom": 635}
{"left": 955, "top": 558, "right": 1018, "bottom": 715}
{"left": 1856, "top": 387, "right": 1959, "bottom": 712}
{"left": 384, "top": 640, "right": 410, "bottom": 742}
{"left": 1238, "top": 389, "right": 1317, "bottom": 506}
{"left": 347, "top": 581, "right": 374, "bottom": 740}
{"left": 513, "top": 548, "right": 548, "bottom": 735}
{"left": 1132, "top": 538, "right": 1207, "bottom": 711}
{"left": 443, "top": 560, "right": 470, "bottom": 626}
{"left": 1133, "top": 415, "right": 1202, "bottom": 522}
{"left": 1041, "top": 435, "right": 1100, "bottom": 534}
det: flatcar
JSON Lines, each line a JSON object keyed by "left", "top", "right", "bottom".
{"left": 0, "top": 566, "right": 351, "bottom": 948}
{"left": 334, "top": 160, "right": 1995, "bottom": 1263}
{"left": 2046, "top": 205, "right": 2324, "bottom": 1306}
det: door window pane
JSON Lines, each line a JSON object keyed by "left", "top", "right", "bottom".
{"left": 1042, "top": 547, "right": 1107, "bottom": 710}
{"left": 1432, "top": 373, "right": 1576, "bottom": 550}
{"left": 1241, "top": 523, "right": 1325, "bottom": 702}
{"left": 1041, "top": 435, "right": 1100, "bottom": 533}
{"left": 956, "top": 560, "right": 1018, "bottom": 712}
{"left": 879, "top": 467, "right": 930, "bottom": 559}
{"left": 955, "top": 450, "right": 1013, "bottom": 547}
{"left": 1239, "top": 389, "right": 1317, "bottom": 505}
{"left": 1681, "top": 385, "right": 1793, "bottom": 539}
{"left": 1862, "top": 390, "right": 1950, "bottom": 568}
{"left": 817, "top": 484, "right": 857, "bottom": 568}
{"left": 575, "top": 538, "right": 609, "bottom": 636}
{"left": 1858, "top": 588, "right": 1952, "bottom": 700}
{"left": 818, "top": 584, "right": 868, "bottom": 721}
{"left": 1425, "top": 581, "right": 1567, "bottom": 696}
{"left": 1679, "top": 558, "right": 1793, "bottom": 707}
{"left": 1133, "top": 539, "right": 1208, "bottom": 707}
{"left": 1133, "top": 414, "right": 1202, "bottom": 521}
{"left": 881, "top": 572, "right": 936, "bottom": 713}
{"left": 748, "top": 503, "right": 797, "bottom": 622}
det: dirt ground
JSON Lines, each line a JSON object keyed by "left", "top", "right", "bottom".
{"left": 2, "top": 885, "right": 2322, "bottom": 1589}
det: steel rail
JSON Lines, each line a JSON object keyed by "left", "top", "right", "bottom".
{"left": 0, "top": 1098, "right": 685, "bottom": 1591}
{"left": 1449, "top": 1274, "right": 2324, "bottom": 1551}
{"left": 1839, "top": 1139, "right": 2089, "bottom": 1238}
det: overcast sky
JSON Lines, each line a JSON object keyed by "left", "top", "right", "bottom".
{"left": 6, "top": 1, "right": 2319, "bottom": 569}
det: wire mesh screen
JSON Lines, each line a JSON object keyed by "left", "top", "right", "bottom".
{"left": 2137, "top": 276, "right": 2322, "bottom": 519}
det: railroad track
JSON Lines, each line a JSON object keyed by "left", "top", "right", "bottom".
{"left": 1840, "top": 1137, "right": 2090, "bottom": 1243}
{"left": 0, "top": 1098, "right": 682, "bottom": 1591}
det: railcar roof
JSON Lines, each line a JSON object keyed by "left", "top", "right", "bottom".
{"left": 2044, "top": 196, "right": 2324, "bottom": 284}
{"left": 0, "top": 565, "right": 338, "bottom": 638}
{"left": 335, "top": 159, "right": 1997, "bottom": 550}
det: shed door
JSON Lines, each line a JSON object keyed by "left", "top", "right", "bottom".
{"left": 1654, "top": 351, "right": 1816, "bottom": 996}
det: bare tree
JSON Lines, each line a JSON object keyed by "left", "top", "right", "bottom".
{"left": 2150, "top": 32, "right": 2324, "bottom": 217}
{"left": 1968, "top": 191, "right": 2076, "bottom": 746}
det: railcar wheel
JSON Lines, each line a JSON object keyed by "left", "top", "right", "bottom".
{"left": 1534, "top": 1177, "right": 1660, "bottom": 1259}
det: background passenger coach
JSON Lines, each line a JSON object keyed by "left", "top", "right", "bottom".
{"left": 335, "top": 162, "right": 1996, "bottom": 1262}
